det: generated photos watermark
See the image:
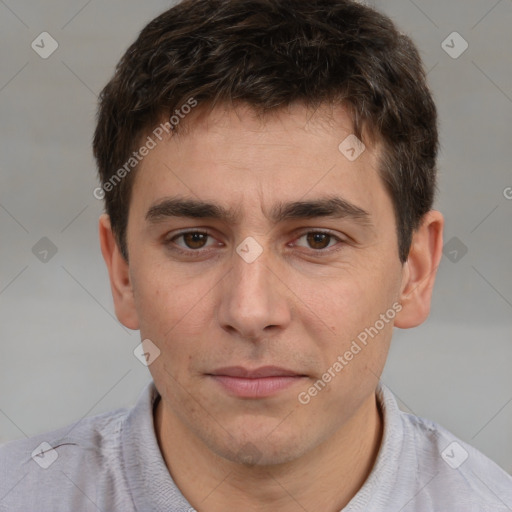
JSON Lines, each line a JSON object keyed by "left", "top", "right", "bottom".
{"left": 298, "top": 301, "right": 402, "bottom": 405}
{"left": 93, "top": 97, "right": 198, "bottom": 200}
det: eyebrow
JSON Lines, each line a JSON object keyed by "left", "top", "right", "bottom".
{"left": 145, "top": 195, "right": 373, "bottom": 227}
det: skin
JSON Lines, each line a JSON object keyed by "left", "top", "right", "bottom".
{"left": 99, "top": 102, "right": 444, "bottom": 511}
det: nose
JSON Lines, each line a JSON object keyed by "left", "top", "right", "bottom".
{"left": 216, "top": 247, "right": 292, "bottom": 342}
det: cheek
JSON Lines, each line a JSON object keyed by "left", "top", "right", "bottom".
{"left": 131, "top": 261, "right": 214, "bottom": 345}
{"left": 132, "top": 267, "right": 214, "bottom": 390}
{"left": 289, "top": 261, "right": 399, "bottom": 379}
{"left": 293, "top": 271, "right": 384, "bottom": 336}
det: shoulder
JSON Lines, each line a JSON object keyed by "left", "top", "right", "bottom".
{"left": 0, "top": 406, "right": 131, "bottom": 512}
{"left": 398, "top": 404, "right": 512, "bottom": 511}
{"left": 355, "top": 384, "right": 512, "bottom": 512}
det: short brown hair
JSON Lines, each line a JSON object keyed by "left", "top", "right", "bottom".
{"left": 93, "top": 0, "right": 438, "bottom": 263}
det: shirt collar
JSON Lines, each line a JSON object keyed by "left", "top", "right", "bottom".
{"left": 343, "top": 382, "right": 404, "bottom": 511}
{"left": 121, "top": 380, "right": 192, "bottom": 512}
{"left": 122, "top": 380, "right": 403, "bottom": 512}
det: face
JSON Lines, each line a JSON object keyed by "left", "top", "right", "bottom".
{"left": 122, "top": 103, "right": 407, "bottom": 465}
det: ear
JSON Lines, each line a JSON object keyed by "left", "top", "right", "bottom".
{"left": 98, "top": 214, "right": 140, "bottom": 330}
{"left": 394, "top": 210, "right": 444, "bottom": 329}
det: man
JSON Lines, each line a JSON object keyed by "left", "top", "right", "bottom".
{"left": 1, "top": 0, "right": 511, "bottom": 510}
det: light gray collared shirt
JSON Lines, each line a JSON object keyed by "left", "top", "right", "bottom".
{"left": 1, "top": 380, "right": 511, "bottom": 511}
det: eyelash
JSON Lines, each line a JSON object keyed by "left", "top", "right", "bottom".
{"left": 165, "top": 229, "right": 346, "bottom": 257}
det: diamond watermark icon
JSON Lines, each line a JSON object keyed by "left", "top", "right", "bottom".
{"left": 441, "top": 441, "right": 469, "bottom": 469}
{"left": 441, "top": 32, "right": 468, "bottom": 59}
{"left": 443, "top": 236, "right": 468, "bottom": 263}
{"left": 31, "top": 32, "right": 59, "bottom": 59}
{"left": 338, "top": 134, "right": 366, "bottom": 161}
{"left": 134, "top": 339, "right": 161, "bottom": 366}
{"left": 236, "top": 236, "right": 263, "bottom": 263}
{"left": 32, "top": 441, "right": 58, "bottom": 469}
{"left": 32, "top": 237, "right": 58, "bottom": 263}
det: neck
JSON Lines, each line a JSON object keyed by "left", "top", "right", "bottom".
{"left": 154, "top": 392, "right": 383, "bottom": 512}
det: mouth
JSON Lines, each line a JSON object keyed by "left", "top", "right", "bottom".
{"left": 206, "top": 366, "right": 308, "bottom": 398}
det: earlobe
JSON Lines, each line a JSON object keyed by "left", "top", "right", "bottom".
{"left": 394, "top": 210, "right": 444, "bottom": 329}
{"left": 98, "top": 214, "right": 140, "bottom": 330}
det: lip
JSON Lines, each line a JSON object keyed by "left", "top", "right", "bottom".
{"left": 209, "top": 366, "right": 305, "bottom": 378}
{"left": 207, "top": 366, "right": 307, "bottom": 398}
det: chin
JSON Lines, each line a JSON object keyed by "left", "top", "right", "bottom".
{"left": 207, "top": 426, "right": 311, "bottom": 467}
{"left": 224, "top": 443, "right": 304, "bottom": 467}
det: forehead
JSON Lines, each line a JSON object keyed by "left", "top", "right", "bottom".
{"left": 130, "top": 102, "right": 389, "bottom": 222}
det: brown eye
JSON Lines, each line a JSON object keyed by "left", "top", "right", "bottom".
{"left": 181, "top": 232, "right": 209, "bottom": 249}
{"left": 168, "top": 231, "right": 213, "bottom": 251}
{"left": 291, "top": 231, "right": 343, "bottom": 252}
{"left": 306, "top": 232, "right": 332, "bottom": 250}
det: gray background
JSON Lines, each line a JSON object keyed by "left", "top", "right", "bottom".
{"left": 0, "top": 0, "right": 511, "bottom": 475}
